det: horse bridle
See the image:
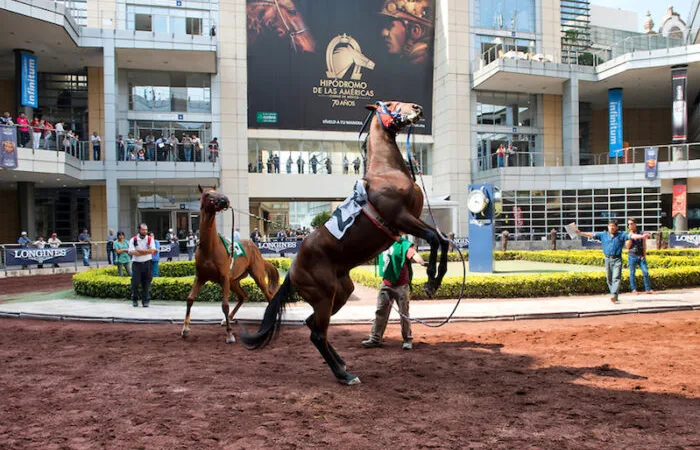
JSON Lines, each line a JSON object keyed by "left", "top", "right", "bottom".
{"left": 252, "top": 0, "right": 310, "bottom": 52}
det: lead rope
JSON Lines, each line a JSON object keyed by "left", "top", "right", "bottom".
{"left": 230, "top": 208, "right": 236, "bottom": 271}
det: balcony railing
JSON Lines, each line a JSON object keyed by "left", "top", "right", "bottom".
{"left": 2, "top": 124, "right": 91, "bottom": 161}
{"left": 588, "top": 143, "right": 700, "bottom": 166}
{"left": 474, "top": 151, "right": 559, "bottom": 172}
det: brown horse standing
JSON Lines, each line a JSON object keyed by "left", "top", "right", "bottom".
{"left": 181, "top": 186, "right": 279, "bottom": 343}
{"left": 241, "top": 101, "right": 450, "bottom": 385}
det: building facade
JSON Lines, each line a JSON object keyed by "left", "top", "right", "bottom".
{"left": 0, "top": 0, "right": 698, "bottom": 247}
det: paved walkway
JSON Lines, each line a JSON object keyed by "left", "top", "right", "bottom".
{"left": 1, "top": 288, "right": 699, "bottom": 325}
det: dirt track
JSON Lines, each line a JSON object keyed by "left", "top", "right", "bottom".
{"left": 0, "top": 273, "right": 74, "bottom": 297}
{"left": 1, "top": 312, "right": 699, "bottom": 449}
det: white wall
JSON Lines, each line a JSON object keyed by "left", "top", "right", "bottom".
{"left": 590, "top": 5, "right": 638, "bottom": 32}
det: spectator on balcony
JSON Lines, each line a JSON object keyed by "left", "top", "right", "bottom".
{"left": 297, "top": 154, "right": 305, "bottom": 174}
{"left": 135, "top": 135, "right": 144, "bottom": 157}
{"left": 310, "top": 154, "right": 318, "bottom": 174}
{"left": 48, "top": 233, "right": 61, "bottom": 268}
{"left": 169, "top": 135, "right": 179, "bottom": 161}
{"left": 126, "top": 133, "right": 135, "bottom": 161}
{"left": 0, "top": 112, "right": 12, "bottom": 126}
{"left": 273, "top": 153, "right": 280, "bottom": 173}
{"left": 325, "top": 157, "right": 332, "bottom": 174}
{"left": 192, "top": 135, "right": 202, "bottom": 162}
{"left": 342, "top": 156, "right": 349, "bottom": 174}
{"left": 91, "top": 131, "right": 102, "bottom": 160}
{"left": 117, "top": 135, "right": 125, "bottom": 161}
{"left": 353, "top": 156, "right": 361, "bottom": 174}
{"left": 30, "top": 117, "right": 42, "bottom": 150}
{"left": 70, "top": 131, "right": 79, "bottom": 156}
{"left": 208, "top": 137, "right": 219, "bottom": 162}
{"left": 43, "top": 120, "right": 54, "bottom": 150}
{"left": 497, "top": 144, "right": 506, "bottom": 168}
{"left": 145, "top": 132, "right": 155, "bottom": 161}
{"left": 129, "top": 148, "right": 137, "bottom": 160}
{"left": 137, "top": 148, "right": 146, "bottom": 161}
{"left": 507, "top": 143, "right": 516, "bottom": 167}
{"left": 286, "top": 155, "right": 293, "bottom": 173}
{"left": 16, "top": 112, "right": 30, "bottom": 147}
{"left": 182, "top": 134, "right": 193, "bottom": 162}
{"left": 155, "top": 135, "right": 165, "bottom": 161}
{"left": 266, "top": 154, "right": 273, "bottom": 173}
{"left": 258, "top": 154, "right": 264, "bottom": 173}
{"left": 55, "top": 121, "right": 65, "bottom": 151}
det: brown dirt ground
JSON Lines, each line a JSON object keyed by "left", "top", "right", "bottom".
{"left": 1, "top": 312, "right": 699, "bottom": 449}
{"left": 0, "top": 273, "right": 75, "bottom": 297}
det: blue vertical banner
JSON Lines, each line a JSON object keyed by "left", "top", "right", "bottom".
{"left": 20, "top": 52, "right": 38, "bottom": 108}
{"left": 645, "top": 147, "right": 658, "bottom": 180}
{"left": 608, "top": 88, "right": 623, "bottom": 158}
{"left": 0, "top": 124, "right": 18, "bottom": 169}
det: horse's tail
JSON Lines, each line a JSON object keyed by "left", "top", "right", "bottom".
{"left": 263, "top": 259, "right": 280, "bottom": 295}
{"left": 240, "top": 276, "right": 293, "bottom": 350}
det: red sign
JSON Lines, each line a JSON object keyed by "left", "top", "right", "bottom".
{"left": 514, "top": 206, "right": 524, "bottom": 227}
{"left": 673, "top": 185, "right": 687, "bottom": 217}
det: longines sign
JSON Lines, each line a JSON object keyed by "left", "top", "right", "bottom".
{"left": 257, "top": 241, "right": 302, "bottom": 255}
{"left": 6, "top": 247, "right": 76, "bottom": 265}
{"left": 669, "top": 233, "right": 700, "bottom": 248}
{"left": 246, "top": 0, "right": 435, "bottom": 133}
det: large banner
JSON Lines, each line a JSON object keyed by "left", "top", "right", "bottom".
{"left": 246, "top": 0, "right": 435, "bottom": 133}
{"left": 0, "top": 125, "right": 18, "bottom": 169}
{"left": 5, "top": 247, "right": 76, "bottom": 266}
{"left": 608, "top": 88, "right": 623, "bottom": 158}
{"left": 257, "top": 240, "right": 302, "bottom": 255}
{"left": 645, "top": 147, "right": 658, "bottom": 180}
{"left": 20, "top": 52, "right": 38, "bottom": 108}
{"left": 673, "top": 184, "right": 687, "bottom": 218}
{"left": 672, "top": 67, "right": 687, "bottom": 142}
{"left": 669, "top": 234, "right": 700, "bottom": 248}
{"left": 157, "top": 242, "right": 180, "bottom": 259}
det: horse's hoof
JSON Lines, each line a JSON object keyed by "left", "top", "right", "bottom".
{"left": 226, "top": 336, "right": 236, "bottom": 344}
{"left": 343, "top": 376, "right": 361, "bottom": 386}
{"left": 423, "top": 282, "right": 436, "bottom": 299}
{"left": 181, "top": 329, "right": 190, "bottom": 338}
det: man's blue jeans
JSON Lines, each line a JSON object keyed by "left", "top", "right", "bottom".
{"left": 184, "top": 146, "right": 192, "bottom": 162}
{"left": 629, "top": 255, "right": 652, "bottom": 292}
{"left": 82, "top": 247, "right": 91, "bottom": 266}
{"left": 604, "top": 256, "right": 622, "bottom": 299}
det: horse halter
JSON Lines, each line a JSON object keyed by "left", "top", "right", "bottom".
{"left": 374, "top": 101, "right": 421, "bottom": 132}
{"left": 203, "top": 193, "right": 230, "bottom": 212}
{"left": 267, "top": 0, "right": 310, "bottom": 53}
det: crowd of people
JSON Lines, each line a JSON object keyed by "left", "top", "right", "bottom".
{"left": 1, "top": 111, "right": 220, "bottom": 163}
{"left": 249, "top": 154, "right": 363, "bottom": 175}
{"left": 116, "top": 133, "right": 219, "bottom": 163}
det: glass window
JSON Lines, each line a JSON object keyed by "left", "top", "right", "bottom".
{"left": 171, "top": 17, "right": 186, "bottom": 35}
{"left": 135, "top": 14, "right": 151, "bottom": 31}
{"left": 153, "top": 15, "right": 168, "bottom": 33}
{"left": 128, "top": 71, "right": 211, "bottom": 113}
{"left": 477, "top": 0, "right": 535, "bottom": 32}
{"left": 476, "top": 91, "right": 536, "bottom": 127}
{"left": 186, "top": 17, "right": 202, "bottom": 35}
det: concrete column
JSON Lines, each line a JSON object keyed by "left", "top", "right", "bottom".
{"left": 13, "top": 49, "right": 34, "bottom": 119}
{"left": 17, "top": 182, "right": 36, "bottom": 238}
{"left": 106, "top": 176, "right": 119, "bottom": 234}
{"left": 103, "top": 41, "right": 117, "bottom": 162}
{"left": 562, "top": 73, "right": 580, "bottom": 166}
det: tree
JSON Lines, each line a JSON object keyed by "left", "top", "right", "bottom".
{"left": 310, "top": 210, "right": 332, "bottom": 229}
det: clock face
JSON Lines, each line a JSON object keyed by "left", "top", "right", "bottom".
{"left": 468, "top": 190, "right": 488, "bottom": 214}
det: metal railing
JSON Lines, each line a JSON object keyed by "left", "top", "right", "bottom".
{"left": 248, "top": 159, "right": 367, "bottom": 175}
{"left": 116, "top": 142, "right": 218, "bottom": 163}
{"left": 609, "top": 29, "right": 696, "bottom": 60}
{"left": 473, "top": 151, "right": 560, "bottom": 171}
{"left": 1, "top": 124, "right": 91, "bottom": 160}
{"left": 0, "top": 240, "right": 190, "bottom": 274}
{"left": 588, "top": 143, "right": 700, "bottom": 166}
{"left": 476, "top": 44, "right": 586, "bottom": 71}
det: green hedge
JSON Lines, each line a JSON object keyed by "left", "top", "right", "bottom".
{"left": 351, "top": 265, "right": 700, "bottom": 299}
{"left": 74, "top": 252, "right": 700, "bottom": 301}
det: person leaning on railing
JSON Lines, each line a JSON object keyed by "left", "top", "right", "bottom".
{"left": 48, "top": 233, "right": 62, "bottom": 268}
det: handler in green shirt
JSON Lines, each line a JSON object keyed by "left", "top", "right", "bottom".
{"left": 362, "top": 237, "right": 427, "bottom": 350}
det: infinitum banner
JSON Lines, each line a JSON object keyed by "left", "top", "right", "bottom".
{"left": 246, "top": 0, "right": 435, "bottom": 133}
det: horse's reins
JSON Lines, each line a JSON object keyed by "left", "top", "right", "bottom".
{"left": 270, "top": 0, "right": 309, "bottom": 52}
{"left": 358, "top": 101, "right": 468, "bottom": 328}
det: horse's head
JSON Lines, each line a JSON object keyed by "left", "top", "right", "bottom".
{"left": 246, "top": 0, "right": 316, "bottom": 53}
{"left": 366, "top": 101, "right": 423, "bottom": 133}
{"left": 198, "top": 184, "right": 230, "bottom": 213}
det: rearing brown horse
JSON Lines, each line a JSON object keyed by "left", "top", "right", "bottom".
{"left": 241, "top": 101, "right": 450, "bottom": 385}
{"left": 181, "top": 185, "right": 280, "bottom": 343}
